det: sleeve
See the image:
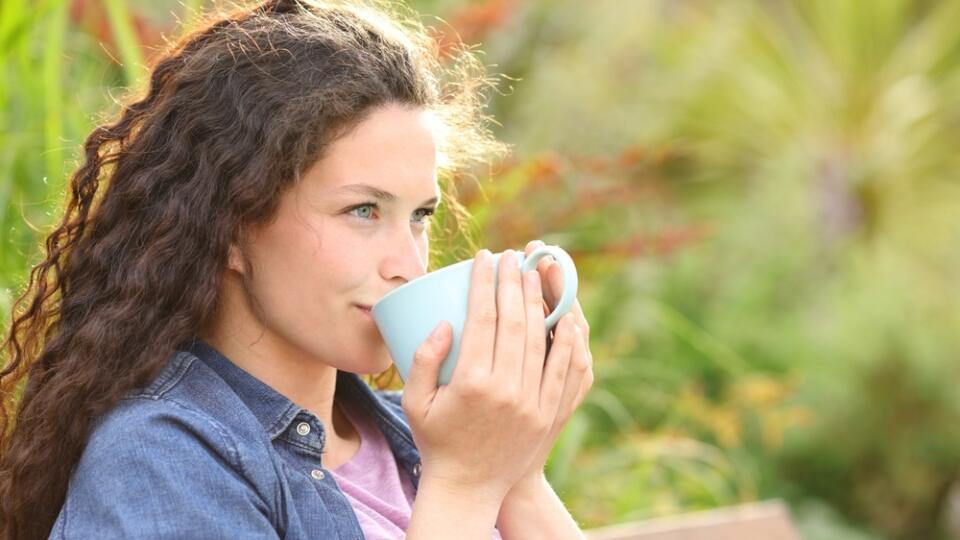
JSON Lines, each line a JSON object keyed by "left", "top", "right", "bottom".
{"left": 50, "top": 399, "right": 280, "bottom": 540}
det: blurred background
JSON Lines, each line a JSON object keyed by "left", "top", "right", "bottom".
{"left": 3, "top": 0, "right": 960, "bottom": 538}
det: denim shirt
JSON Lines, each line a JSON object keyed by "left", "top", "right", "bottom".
{"left": 50, "top": 339, "right": 425, "bottom": 539}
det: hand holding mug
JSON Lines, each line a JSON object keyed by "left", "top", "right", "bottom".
{"left": 396, "top": 248, "right": 583, "bottom": 502}
{"left": 503, "top": 239, "right": 595, "bottom": 497}
{"left": 373, "top": 244, "right": 579, "bottom": 386}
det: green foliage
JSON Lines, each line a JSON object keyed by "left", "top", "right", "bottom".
{"left": 460, "top": 0, "right": 960, "bottom": 538}
{"left": 2, "top": 0, "right": 117, "bottom": 318}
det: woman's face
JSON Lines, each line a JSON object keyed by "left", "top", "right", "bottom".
{"left": 230, "top": 104, "right": 441, "bottom": 374}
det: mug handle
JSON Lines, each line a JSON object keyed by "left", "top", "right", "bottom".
{"left": 521, "top": 245, "right": 579, "bottom": 330}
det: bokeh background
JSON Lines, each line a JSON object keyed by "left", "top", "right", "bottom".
{"left": 4, "top": 1, "right": 960, "bottom": 538}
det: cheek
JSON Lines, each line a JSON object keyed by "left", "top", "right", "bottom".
{"left": 248, "top": 220, "right": 370, "bottom": 309}
{"left": 243, "top": 221, "right": 327, "bottom": 305}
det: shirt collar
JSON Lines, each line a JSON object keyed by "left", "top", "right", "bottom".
{"left": 183, "top": 338, "right": 413, "bottom": 447}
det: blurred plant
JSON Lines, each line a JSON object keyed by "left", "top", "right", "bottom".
{"left": 449, "top": 0, "right": 960, "bottom": 537}
{"left": 1, "top": 0, "right": 203, "bottom": 319}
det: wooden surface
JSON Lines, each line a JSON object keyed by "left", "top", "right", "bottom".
{"left": 584, "top": 500, "right": 801, "bottom": 540}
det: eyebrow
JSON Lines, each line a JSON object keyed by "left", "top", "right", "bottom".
{"left": 337, "top": 183, "right": 440, "bottom": 206}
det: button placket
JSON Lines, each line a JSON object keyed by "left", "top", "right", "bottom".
{"left": 291, "top": 414, "right": 327, "bottom": 482}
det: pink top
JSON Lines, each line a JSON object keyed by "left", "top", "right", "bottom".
{"left": 329, "top": 400, "right": 503, "bottom": 539}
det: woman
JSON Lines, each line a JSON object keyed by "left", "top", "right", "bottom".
{"left": 0, "top": 1, "right": 594, "bottom": 538}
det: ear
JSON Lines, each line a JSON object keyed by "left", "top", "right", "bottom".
{"left": 227, "top": 243, "right": 248, "bottom": 275}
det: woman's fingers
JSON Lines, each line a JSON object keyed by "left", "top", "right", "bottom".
{"left": 572, "top": 359, "right": 595, "bottom": 412}
{"left": 491, "top": 250, "right": 526, "bottom": 387}
{"left": 530, "top": 240, "right": 567, "bottom": 309}
{"left": 453, "top": 249, "right": 497, "bottom": 380}
{"left": 402, "top": 321, "right": 453, "bottom": 414}
{"left": 524, "top": 240, "right": 557, "bottom": 308}
{"left": 539, "top": 314, "right": 577, "bottom": 416}
{"left": 551, "top": 323, "right": 591, "bottom": 426}
{"left": 521, "top": 268, "right": 547, "bottom": 395}
{"left": 524, "top": 240, "right": 591, "bottom": 358}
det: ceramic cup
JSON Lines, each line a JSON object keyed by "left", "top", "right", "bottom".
{"left": 372, "top": 245, "right": 579, "bottom": 386}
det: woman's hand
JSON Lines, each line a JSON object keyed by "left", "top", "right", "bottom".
{"left": 401, "top": 248, "right": 582, "bottom": 505}
{"left": 507, "top": 239, "right": 595, "bottom": 493}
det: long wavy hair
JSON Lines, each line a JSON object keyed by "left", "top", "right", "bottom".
{"left": 0, "top": 1, "right": 505, "bottom": 537}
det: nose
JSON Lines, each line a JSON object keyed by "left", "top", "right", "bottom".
{"left": 379, "top": 222, "right": 428, "bottom": 285}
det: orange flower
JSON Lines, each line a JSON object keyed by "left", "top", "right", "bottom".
{"left": 434, "top": 0, "right": 518, "bottom": 56}
{"left": 69, "top": 0, "right": 165, "bottom": 64}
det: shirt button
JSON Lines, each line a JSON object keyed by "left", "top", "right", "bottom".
{"left": 296, "top": 422, "right": 311, "bottom": 436}
{"left": 311, "top": 469, "right": 325, "bottom": 481}
{"left": 412, "top": 462, "right": 421, "bottom": 477}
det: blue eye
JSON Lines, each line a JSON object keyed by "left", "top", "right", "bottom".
{"left": 349, "top": 204, "right": 376, "bottom": 220}
{"left": 412, "top": 207, "right": 436, "bottom": 224}
{"left": 346, "top": 203, "right": 436, "bottom": 225}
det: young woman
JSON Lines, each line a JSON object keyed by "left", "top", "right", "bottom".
{"left": 0, "top": 1, "right": 594, "bottom": 538}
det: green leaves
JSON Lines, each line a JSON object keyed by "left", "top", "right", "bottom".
{"left": 102, "top": 0, "right": 145, "bottom": 86}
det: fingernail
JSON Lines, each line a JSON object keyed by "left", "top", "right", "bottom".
{"left": 430, "top": 322, "right": 446, "bottom": 340}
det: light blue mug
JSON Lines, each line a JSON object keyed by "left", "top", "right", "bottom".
{"left": 372, "top": 245, "right": 579, "bottom": 386}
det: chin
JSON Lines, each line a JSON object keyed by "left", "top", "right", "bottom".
{"left": 349, "top": 348, "right": 393, "bottom": 375}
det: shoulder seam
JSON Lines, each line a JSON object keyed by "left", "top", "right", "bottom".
{"left": 61, "top": 394, "right": 257, "bottom": 536}
{"left": 163, "top": 395, "right": 247, "bottom": 478}
{"left": 117, "top": 393, "right": 247, "bottom": 478}
{"left": 127, "top": 350, "right": 197, "bottom": 399}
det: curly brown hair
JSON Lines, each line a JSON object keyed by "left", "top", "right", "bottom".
{"left": 0, "top": 1, "right": 506, "bottom": 537}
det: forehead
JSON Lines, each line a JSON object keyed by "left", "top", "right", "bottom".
{"left": 307, "top": 104, "right": 440, "bottom": 196}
